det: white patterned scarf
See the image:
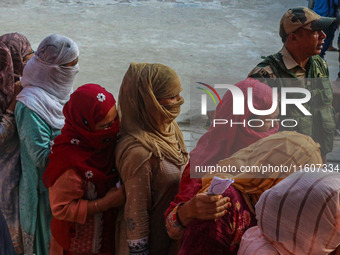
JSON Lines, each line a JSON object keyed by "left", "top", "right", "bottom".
{"left": 239, "top": 170, "right": 340, "bottom": 255}
{"left": 17, "top": 34, "right": 79, "bottom": 129}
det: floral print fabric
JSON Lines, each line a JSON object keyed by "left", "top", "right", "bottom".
{"left": 0, "top": 114, "right": 23, "bottom": 253}
{"left": 178, "top": 185, "right": 256, "bottom": 255}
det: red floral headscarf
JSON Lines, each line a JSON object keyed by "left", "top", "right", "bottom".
{"left": 43, "top": 83, "right": 120, "bottom": 188}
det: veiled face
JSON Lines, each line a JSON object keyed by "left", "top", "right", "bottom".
{"left": 157, "top": 93, "right": 182, "bottom": 105}
{"left": 94, "top": 105, "right": 118, "bottom": 130}
{"left": 62, "top": 57, "right": 79, "bottom": 67}
{"left": 22, "top": 47, "right": 35, "bottom": 65}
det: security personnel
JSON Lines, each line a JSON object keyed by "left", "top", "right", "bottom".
{"left": 249, "top": 7, "right": 336, "bottom": 163}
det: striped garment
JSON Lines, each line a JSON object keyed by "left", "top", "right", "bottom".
{"left": 239, "top": 170, "right": 340, "bottom": 255}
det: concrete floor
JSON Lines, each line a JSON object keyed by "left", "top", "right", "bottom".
{"left": 1, "top": 0, "right": 338, "bottom": 163}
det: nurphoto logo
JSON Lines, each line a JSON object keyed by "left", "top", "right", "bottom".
{"left": 197, "top": 82, "right": 312, "bottom": 128}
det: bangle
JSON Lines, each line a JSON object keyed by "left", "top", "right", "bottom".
{"left": 94, "top": 201, "right": 101, "bottom": 212}
{"left": 5, "top": 109, "right": 14, "bottom": 117}
{"left": 175, "top": 202, "right": 186, "bottom": 229}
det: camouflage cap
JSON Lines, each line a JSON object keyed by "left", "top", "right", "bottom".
{"left": 279, "top": 7, "right": 336, "bottom": 39}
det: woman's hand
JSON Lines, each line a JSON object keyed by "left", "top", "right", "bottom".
{"left": 177, "top": 193, "right": 231, "bottom": 227}
{"left": 98, "top": 185, "right": 126, "bottom": 211}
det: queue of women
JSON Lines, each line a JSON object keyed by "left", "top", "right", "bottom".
{"left": 0, "top": 32, "right": 339, "bottom": 255}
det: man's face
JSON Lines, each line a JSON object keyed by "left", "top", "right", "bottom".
{"left": 294, "top": 28, "right": 326, "bottom": 57}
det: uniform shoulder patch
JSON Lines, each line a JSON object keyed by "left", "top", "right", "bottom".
{"left": 248, "top": 65, "right": 274, "bottom": 78}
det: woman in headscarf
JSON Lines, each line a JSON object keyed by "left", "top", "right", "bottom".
{"left": 176, "top": 131, "right": 322, "bottom": 255}
{"left": 115, "top": 63, "right": 188, "bottom": 255}
{"left": 238, "top": 169, "right": 340, "bottom": 255}
{"left": 0, "top": 32, "right": 33, "bottom": 254}
{"left": 167, "top": 131, "right": 322, "bottom": 255}
{"left": 15, "top": 34, "right": 79, "bottom": 255}
{"left": 43, "top": 84, "right": 125, "bottom": 255}
{"left": 165, "top": 78, "right": 280, "bottom": 254}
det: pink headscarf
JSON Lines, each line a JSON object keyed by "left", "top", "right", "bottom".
{"left": 165, "top": 79, "right": 279, "bottom": 254}
{"left": 190, "top": 78, "right": 279, "bottom": 168}
{"left": 0, "top": 33, "right": 31, "bottom": 114}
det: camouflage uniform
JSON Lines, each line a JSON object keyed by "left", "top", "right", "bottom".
{"left": 248, "top": 7, "right": 337, "bottom": 155}
{"left": 249, "top": 46, "right": 336, "bottom": 155}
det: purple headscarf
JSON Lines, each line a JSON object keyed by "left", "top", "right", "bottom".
{"left": 0, "top": 33, "right": 31, "bottom": 114}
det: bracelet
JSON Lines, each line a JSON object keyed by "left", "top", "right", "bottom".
{"left": 94, "top": 201, "right": 101, "bottom": 212}
{"left": 175, "top": 202, "right": 186, "bottom": 229}
{"left": 5, "top": 109, "right": 14, "bottom": 117}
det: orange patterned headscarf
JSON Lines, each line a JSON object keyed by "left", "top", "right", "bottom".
{"left": 201, "top": 131, "right": 322, "bottom": 203}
